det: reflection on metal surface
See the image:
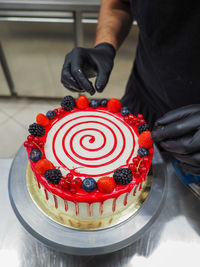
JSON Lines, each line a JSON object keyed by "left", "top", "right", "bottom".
{"left": 26, "top": 162, "right": 153, "bottom": 230}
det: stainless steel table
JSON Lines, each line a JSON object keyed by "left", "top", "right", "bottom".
{"left": 1, "top": 149, "right": 200, "bottom": 266}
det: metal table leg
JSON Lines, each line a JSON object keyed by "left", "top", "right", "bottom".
{"left": 0, "top": 42, "right": 16, "bottom": 96}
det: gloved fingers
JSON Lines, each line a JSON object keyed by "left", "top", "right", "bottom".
{"left": 95, "top": 68, "right": 110, "bottom": 92}
{"left": 159, "top": 130, "right": 200, "bottom": 154}
{"left": 151, "top": 112, "right": 200, "bottom": 142}
{"left": 172, "top": 151, "right": 200, "bottom": 168}
{"left": 180, "top": 162, "right": 200, "bottom": 176}
{"left": 155, "top": 104, "right": 200, "bottom": 126}
{"left": 71, "top": 53, "right": 95, "bottom": 95}
{"left": 61, "top": 61, "right": 84, "bottom": 92}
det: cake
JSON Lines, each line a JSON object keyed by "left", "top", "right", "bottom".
{"left": 24, "top": 95, "right": 153, "bottom": 230}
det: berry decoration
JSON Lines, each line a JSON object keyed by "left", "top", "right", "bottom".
{"left": 76, "top": 95, "right": 89, "bottom": 109}
{"left": 29, "top": 149, "right": 42, "bottom": 162}
{"left": 90, "top": 99, "right": 99, "bottom": 108}
{"left": 44, "top": 169, "right": 62, "bottom": 184}
{"left": 100, "top": 99, "right": 108, "bottom": 107}
{"left": 36, "top": 113, "right": 50, "bottom": 127}
{"left": 82, "top": 177, "right": 97, "bottom": 192}
{"left": 97, "top": 177, "right": 116, "bottom": 194}
{"left": 46, "top": 110, "right": 55, "bottom": 119}
{"left": 61, "top": 95, "right": 75, "bottom": 111}
{"left": 138, "top": 130, "right": 153, "bottom": 148}
{"left": 113, "top": 168, "right": 133, "bottom": 185}
{"left": 35, "top": 159, "right": 54, "bottom": 175}
{"left": 107, "top": 98, "right": 121, "bottom": 113}
{"left": 28, "top": 123, "right": 45, "bottom": 137}
{"left": 138, "top": 123, "right": 149, "bottom": 134}
{"left": 120, "top": 107, "right": 130, "bottom": 116}
{"left": 138, "top": 147, "right": 149, "bottom": 157}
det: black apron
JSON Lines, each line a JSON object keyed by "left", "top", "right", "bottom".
{"left": 121, "top": 0, "right": 200, "bottom": 127}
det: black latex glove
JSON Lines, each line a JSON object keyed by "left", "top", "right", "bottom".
{"left": 61, "top": 42, "right": 116, "bottom": 95}
{"left": 151, "top": 105, "right": 200, "bottom": 175}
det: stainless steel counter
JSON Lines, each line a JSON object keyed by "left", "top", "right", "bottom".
{"left": 1, "top": 152, "right": 200, "bottom": 266}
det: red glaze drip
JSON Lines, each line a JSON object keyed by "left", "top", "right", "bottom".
{"left": 124, "top": 192, "right": 129, "bottom": 206}
{"left": 112, "top": 198, "right": 117, "bottom": 212}
{"left": 133, "top": 184, "right": 139, "bottom": 196}
{"left": 139, "top": 181, "right": 143, "bottom": 190}
{"left": 64, "top": 200, "right": 68, "bottom": 212}
{"left": 44, "top": 189, "right": 48, "bottom": 200}
{"left": 37, "top": 180, "right": 41, "bottom": 189}
{"left": 53, "top": 195, "right": 58, "bottom": 209}
{"left": 100, "top": 202, "right": 104, "bottom": 215}
{"left": 88, "top": 203, "right": 92, "bottom": 217}
{"left": 75, "top": 202, "right": 79, "bottom": 216}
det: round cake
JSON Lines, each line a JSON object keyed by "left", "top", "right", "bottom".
{"left": 24, "top": 96, "right": 153, "bottom": 230}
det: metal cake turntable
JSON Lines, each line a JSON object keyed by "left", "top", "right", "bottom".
{"left": 8, "top": 146, "right": 166, "bottom": 255}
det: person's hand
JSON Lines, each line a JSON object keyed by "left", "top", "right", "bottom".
{"left": 151, "top": 105, "right": 200, "bottom": 175}
{"left": 61, "top": 42, "right": 116, "bottom": 95}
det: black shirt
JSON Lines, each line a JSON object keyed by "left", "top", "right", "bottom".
{"left": 121, "top": 0, "right": 200, "bottom": 126}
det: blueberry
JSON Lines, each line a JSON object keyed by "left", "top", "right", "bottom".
{"left": 46, "top": 110, "right": 55, "bottom": 119}
{"left": 100, "top": 99, "right": 108, "bottom": 107}
{"left": 90, "top": 99, "right": 99, "bottom": 108}
{"left": 138, "top": 147, "right": 149, "bottom": 157}
{"left": 82, "top": 177, "right": 97, "bottom": 192}
{"left": 120, "top": 107, "right": 130, "bottom": 116}
{"left": 29, "top": 149, "right": 42, "bottom": 162}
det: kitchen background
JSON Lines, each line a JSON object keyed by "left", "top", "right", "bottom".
{"left": 0, "top": 1, "right": 139, "bottom": 157}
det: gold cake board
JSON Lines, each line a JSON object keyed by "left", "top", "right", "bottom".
{"left": 26, "top": 163, "right": 153, "bottom": 230}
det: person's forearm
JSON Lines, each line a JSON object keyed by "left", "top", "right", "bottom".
{"left": 94, "top": 0, "right": 133, "bottom": 50}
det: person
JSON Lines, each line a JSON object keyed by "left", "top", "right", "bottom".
{"left": 61, "top": 0, "right": 200, "bottom": 176}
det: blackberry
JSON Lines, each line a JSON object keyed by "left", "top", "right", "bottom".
{"left": 28, "top": 123, "right": 45, "bottom": 137}
{"left": 138, "top": 123, "right": 149, "bottom": 134}
{"left": 46, "top": 110, "right": 55, "bottom": 119}
{"left": 113, "top": 168, "right": 133, "bottom": 185}
{"left": 138, "top": 147, "right": 149, "bottom": 157}
{"left": 61, "top": 96, "right": 75, "bottom": 111}
{"left": 44, "top": 169, "right": 62, "bottom": 184}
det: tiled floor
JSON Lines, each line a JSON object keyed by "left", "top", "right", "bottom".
{"left": 0, "top": 98, "right": 60, "bottom": 157}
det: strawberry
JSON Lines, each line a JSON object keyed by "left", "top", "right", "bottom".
{"left": 76, "top": 95, "right": 89, "bottom": 109}
{"left": 97, "top": 176, "right": 116, "bottom": 194}
{"left": 36, "top": 113, "right": 50, "bottom": 127}
{"left": 138, "top": 131, "right": 153, "bottom": 148}
{"left": 107, "top": 98, "right": 121, "bottom": 113}
{"left": 35, "top": 159, "right": 54, "bottom": 175}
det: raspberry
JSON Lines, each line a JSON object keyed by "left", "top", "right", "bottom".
{"left": 97, "top": 177, "right": 116, "bottom": 194}
{"left": 76, "top": 96, "right": 89, "bottom": 109}
{"left": 107, "top": 98, "right": 121, "bottom": 113}
{"left": 138, "top": 131, "right": 153, "bottom": 148}
{"left": 36, "top": 113, "right": 50, "bottom": 127}
{"left": 113, "top": 168, "right": 133, "bottom": 185}
{"left": 44, "top": 169, "right": 62, "bottom": 184}
{"left": 28, "top": 123, "right": 45, "bottom": 137}
{"left": 138, "top": 123, "right": 149, "bottom": 134}
{"left": 35, "top": 159, "right": 54, "bottom": 175}
{"left": 61, "top": 96, "right": 75, "bottom": 111}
